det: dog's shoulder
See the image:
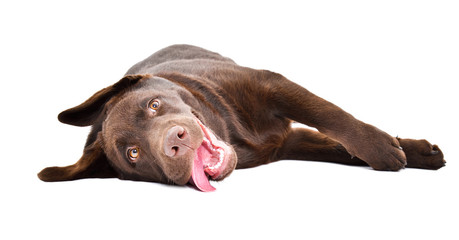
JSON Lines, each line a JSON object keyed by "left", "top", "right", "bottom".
{"left": 126, "top": 44, "right": 235, "bottom": 75}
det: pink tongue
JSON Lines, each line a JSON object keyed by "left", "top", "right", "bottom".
{"left": 189, "top": 151, "right": 216, "bottom": 192}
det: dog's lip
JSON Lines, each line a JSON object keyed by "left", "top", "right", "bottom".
{"left": 189, "top": 118, "right": 232, "bottom": 192}
{"left": 196, "top": 118, "right": 232, "bottom": 179}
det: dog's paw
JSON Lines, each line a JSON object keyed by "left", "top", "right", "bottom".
{"left": 344, "top": 124, "right": 407, "bottom": 171}
{"left": 397, "top": 138, "right": 446, "bottom": 170}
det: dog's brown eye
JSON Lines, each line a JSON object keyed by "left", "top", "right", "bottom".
{"left": 127, "top": 147, "right": 140, "bottom": 162}
{"left": 149, "top": 99, "right": 160, "bottom": 112}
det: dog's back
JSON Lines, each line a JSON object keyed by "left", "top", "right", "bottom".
{"left": 126, "top": 44, "right": 235, "bottom": 75}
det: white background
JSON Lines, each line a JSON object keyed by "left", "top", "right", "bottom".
{"left": 1, "top": 0, "right": 458, "bottom": 239}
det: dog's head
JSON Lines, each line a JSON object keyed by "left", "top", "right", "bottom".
{"left": 38, "top": 75, "right": 237, "bottom": 191}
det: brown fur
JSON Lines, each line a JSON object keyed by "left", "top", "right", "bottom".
{"left": 38, "top": 44, "right": 445, "bottom": 187}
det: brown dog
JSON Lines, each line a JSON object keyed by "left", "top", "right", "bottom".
{"left": 38, "top": 44, "right": 445, "bottom": 191}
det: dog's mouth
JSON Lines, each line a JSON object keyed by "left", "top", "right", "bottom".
{"left": 188, "top": 118, "right": 232, "bottom": 192}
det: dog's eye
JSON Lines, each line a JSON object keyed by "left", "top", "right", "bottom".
{"left": 149, "top": 99, "right": 160, "bottom": 112}
{"left": 127, "top": 147, "right": 140, "bottom": 162}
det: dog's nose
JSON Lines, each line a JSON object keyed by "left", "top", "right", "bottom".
{"left": 164, "top": 126, "right": 192, "bottom": 157}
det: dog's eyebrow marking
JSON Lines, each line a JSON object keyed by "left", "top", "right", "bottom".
{"left": 116, "top": 143, "right": 134, "bottom": 166}
{"left": 134, "top": 97, "right": 155, "bottom": 122}
{"left": 138, "top": 96, "right": 154, "bottom": 110}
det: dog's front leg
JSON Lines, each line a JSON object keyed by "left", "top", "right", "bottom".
{"left": 270, "top": 75, "right": 407, "bottom": 171}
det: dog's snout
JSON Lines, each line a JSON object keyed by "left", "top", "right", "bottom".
{"left": 164, "top": 126, "right": 191, "bottom": 157}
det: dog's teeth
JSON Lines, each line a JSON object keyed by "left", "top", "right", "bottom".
{"left": 204, "top": 138, "right": 211, "bottom": 147}
{"left": 202, "top": 138, "right": 225, "bottom": 171}
{"left": 215, "top": 149, "right": 224, "bottom": 168}
{"left": 205, "top": 149, "right": 225, "bottom": 171}
{"left": 215, "top": 160, "right": 222, "bottom": 169}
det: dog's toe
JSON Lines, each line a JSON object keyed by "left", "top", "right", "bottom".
{"left": 398, "top": 138, "right": 446, "bottom": 170}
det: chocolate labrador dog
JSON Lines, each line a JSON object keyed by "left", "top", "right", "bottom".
{"left": 38, "top": 44, "right": 445, "bottom": 191}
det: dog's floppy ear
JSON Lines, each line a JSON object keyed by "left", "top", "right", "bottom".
{"left": 38, "top": 134, "right": 117, "bottom": 181}
{"left": 58, "top": 74, "right": 149, "bottom": 126}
